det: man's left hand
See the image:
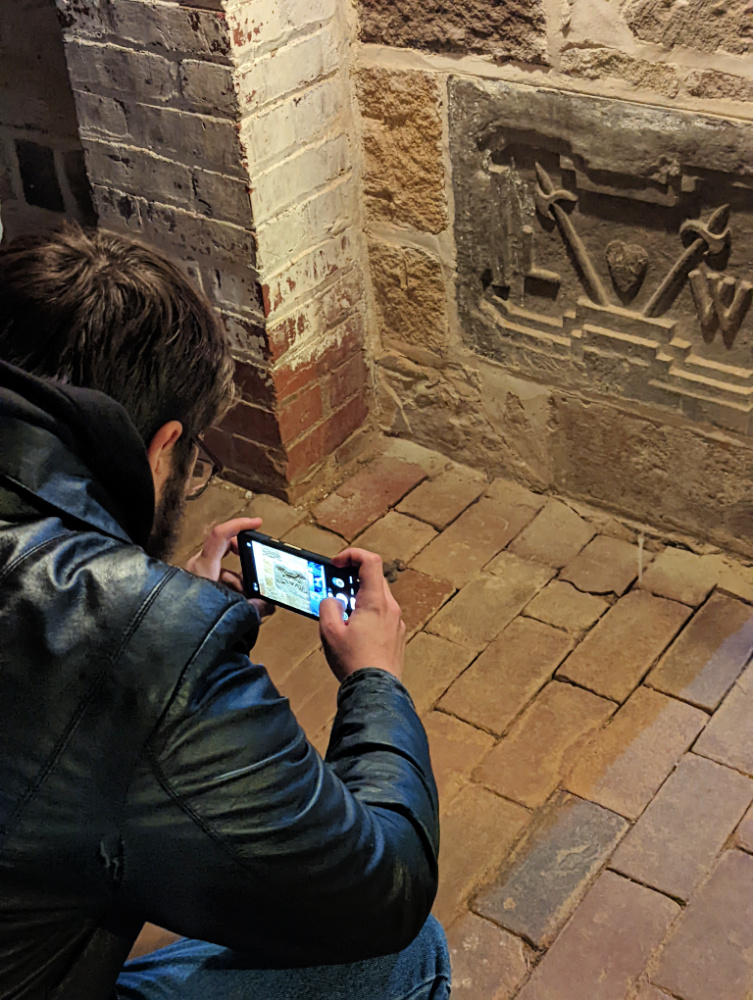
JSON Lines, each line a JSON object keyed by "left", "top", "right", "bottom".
{"left": 185, "top": 517, "right": 274, "bottom": 620}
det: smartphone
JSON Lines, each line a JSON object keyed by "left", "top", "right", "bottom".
{"left": 238, "top": 530, "right": 359, "bottom": 620}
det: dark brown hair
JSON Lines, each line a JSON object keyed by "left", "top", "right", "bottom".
{"left": 0, "top": 223, "right": 235, "bottom": 448}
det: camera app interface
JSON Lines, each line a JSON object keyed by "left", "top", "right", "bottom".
{"left": 249, "top": 541, "right": 356, "bottom": 618}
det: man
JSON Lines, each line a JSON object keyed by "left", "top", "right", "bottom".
{"left": 0, "top": 225, "right": 449, "bottom": 999}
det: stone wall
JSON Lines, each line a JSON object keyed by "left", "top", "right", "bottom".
{"left": 0, "top": 0, "right": 95, "bottom": 240}
{"left": 356, "top": 0, "right": 753, "bottom": 555}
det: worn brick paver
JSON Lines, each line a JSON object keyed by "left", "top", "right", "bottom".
{"left": 281, "top": 521, "right": 346, "bottom": 558}
{"left": 736, "top": 802, "right": 753, "bottom": 853}
{"left": 402, "top": 632, "right": 476, "bottom": 716}
{"left": 509, "top": 500, "right": 596, "bottom": 568}
{"left": 397, "top": 466, "right": 487, "bottom": 530}
{"left": 389, "top": 569, "right": 454, "bottom": 636}
{"left": 565, "top": 686, "right": 707, "bottom": 819}
{"left": 352, "top": 510, "right": 437, "bottom": 563}
{"left": 434, "top": 784, "right": 530, "bottom": 926}
{"left": 252, "top": 609, "right": 321, "bottom": 689}
{"left": 637, "top": 546, "right": 719, "bottom": 606}
{"left": 560, "top": 535, "right": 650, "bottom": 596}
{"left": 611, "top": 753, "right": 753, "bottom": 901}
{"left": 694, "top": 661, "right": 753, "bottom": 774}
{"left": 474, "top": 791, "right": 628, "bottom": 947}
{"left": 648, "top": 592, "right": 753, "bottom": 710}
{"left": 484, "top": 477, "right": 547, "bottom": 513}
{"left": 439, "top": 617, "right": 572, "bottom": 736}
{"left": 423, "top": 712, "right": 495, "bottom": 806}
{"left": 556, "top": 591, "right": 692, "bottom": 702}
{"left": 654, "top": 850, "right": 753, "bottom": 1000}
{"left": 412, "top": 496, "right": 540, "bottom": 587}
{"left": 524, "top": 580, "right": 608, "bottom": 633}
{"left": 517, "top": 871, "right": 679, "bottom": 1000}
{"left": 242, "top": 493, "right": 308, "bottom": 539}
{"left": 474, "top": 682, "right": 615, "bottom": 808}
{"left": 428, "top": 561, "right": 553, "bottom": 650}
{"left": 173, "top": 481, "right": 247, "bottom": 563}
{"left": 447, "top": 912, "right": 531, "bottom": 1000}
{"left": 313, "top": 458, "right": 426, "bottom": 539}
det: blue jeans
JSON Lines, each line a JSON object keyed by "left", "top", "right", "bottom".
{"left": 116, "top": 915, "right": 450, "bottom": 1000}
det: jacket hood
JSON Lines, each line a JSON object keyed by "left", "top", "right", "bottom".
{"left": 0, "top": 359, "right": 155, "bottom": 548}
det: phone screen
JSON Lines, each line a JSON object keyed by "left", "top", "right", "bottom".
{"left": 241, "top": 533, "right": 358, "bottom": 619}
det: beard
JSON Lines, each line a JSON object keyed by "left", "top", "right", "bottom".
{"left": 145, "top": 461, "right": 188, "bottom": 562}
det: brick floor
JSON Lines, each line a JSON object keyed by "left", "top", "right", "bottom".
{"left": 162, "top": 441, "right": 753, "bottom": 997}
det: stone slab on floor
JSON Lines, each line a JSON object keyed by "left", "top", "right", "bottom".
{"left": 352, "top": 510, "right": 437, "bottom": 564}
{"left": 397, "top": 465, "right": 487, "bottom": 530}
{"left": 637, "top": 546, "right": 719, "bottom": 606}
{"left": 447, "top": 912, "right": 531, "bottom": 1000}
{"left": 402, "top": 632, "right": 477, "bottom": 716}
{"left": 560, "top": 535, "right": 649, "bottom": 596}
{"left": 523, "top": 580, "right": 608, "bottom": 633}
{"left": 508, "top": 500, "right": 595, "bottom": 569}
{"left": 693, "top": 662, "right": 753, "bottom": 774}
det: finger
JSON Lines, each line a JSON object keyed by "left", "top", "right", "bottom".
{"left": 333, "top": 549, "right": 383, "bottom": 605}
{"left": 220, "top": 569, "right": 245, "bottom": 594}
{"left": 200, "top": 517, "right": 263, "bottom": 565}
{"left": 319, "top": 596, "right": 348, "bottom": 640}
{"left": 249, "top": 598, "right": 275, "bottom": 620}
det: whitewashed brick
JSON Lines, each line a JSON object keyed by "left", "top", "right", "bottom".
{"left": 226, "top": 0, "right": 337, "bottom": 62}
{"left": 207, "top": 263, "right": 263, "bottom": 313}
{"left": 124, "top": 103, "right": 245, "bottom": 176}
{"left": 180, "top": 60, "right": 238, "bottom": 117}
{"left": 66, "top": 40, "right": 180, "bottom": 102}
{"left": 266, "top": 267, "right": 363, "bottom": 353}
{"left": 235, "top": 26, "right": 341, "bottom": 112}
{"left": 109, "top": 1, "right": 232, "bottom": 60}
{"left": 219, "top": 310, "right": 267, "bottom": 357}
{"left": 137, "top": 199, "right": 257, "bottom": 266}
{"left": 251, "top": 133, "right": 350, "bottom": 224}
{"left": 239, "top": 74, "right": 345, "bottom": 168}
{"left": 192, "top": 168, "right": 252, "bottom": 225}
{"left": 264, "top": 229, "right": 354, "bottom": 316}
{"left": 73, "top": 91, "right": 129, "bottom": 140}
{"left": 83, "top": 138, "right": 194, "bottom": 208}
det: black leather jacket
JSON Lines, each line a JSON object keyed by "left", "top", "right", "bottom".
{"left": 0, "top": 362, "right": 439, "bottom": 1000}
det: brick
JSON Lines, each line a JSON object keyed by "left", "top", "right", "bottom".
{"left": 611, "top": 754, "right": 753, "bottom": 901}
{"left": 475, "top": 682, "right": 615, "bottom": 809}
{"left": 276, "top": 647, "right": 331, "bottom": 719}
{"left": 67, "top": 41, "right": 179, "bottom": 101}
{"left": 179, "top": 60, "right": 237, "bottom": 118}
{"left": 192, "top": 169, "right": 253, "bottom": 226}
{"left": 524, "top": 581, "right": 608, "bottom": 633}
{"left": 285, "top": 392, "right": 369, "bottom": 484}
{"left": 325, "top": 352, "right": 368, "bottom": 411}
{"left": 424, "top": 712, "right": 495, "bottom": 808}
{"left": 389, "top": 569, "right": 454, "bottom": 636}
{"left": 226, "top": 0, "right": 337, "bottom": 61}
{"left": 267, "top": 268, "right": 363, "bottom": 361}
{"left": 219, "top": 401, "right": 280, "bottom": 447}
{"left": 294, "top": 660, "right": 340, "bottom": 739}
{"left": 485, "top": 477, "right": 547, "bottom": 512}
{"left": 251, "top": 133, "right": 351, "bottom": 225}
{"left": 15, "top": 140, "right": 64, "bottom": 213}
{"left": 264, "top": 233, "right": 354, "bottom": 322}
{"left": 281, "top": 523, "right": 346, "bottom": 559}
{"left": 73, "top": 92, "right": 129, "bottom": 140}
{"left": 397, "top": 466, "right": 487, "bottom": 530}
{"left": 110, "top": 1, "right": 232, "bottom": 59}
{"left": 238, "top": 493, "right": 307, "bottom": 538}
{"left": 565, "top": 686, "right": 707, "bottom": 820}
{"left": 252, "top": 609, "right": 321, "bottom": 689}
{"left": 517, "top": 871, "right": 679, "bottom": 1000}
{"left": 278, "top": 383, "right": 323, "bottom": 445}
{"left": 352, "top": 512, "right": 437, "bottom": 564}
{"left": 402, "top": 633, "right": 477, "bottom": 716}
{"left": 509, "top": 500, "right": 596, "bottom": 568}
{"left": 439, "top": 618, "right": 572, "bottom": 736}
{"left": 475, "top": 791, "right": 628, "bottom": 947}
{"left": 313, "top": 458, "right": 426, "bottom": 540}
{"left": 694, "top": 663, "right": 753, "bottom": 774}
{"left": 236, "top": 28, "right": 340, "bottom": 111}
{"left": 171, "top": 480, "right": 247, "bottom": 564}
{"left": 557, "top": 592, "right": 692, "bottom": 703}
{"left": 560, "top": 535, "right": 649, "bottom": 596}
{"left": 434, "top": 784, "right": 530, "bottom": 926}
{"left": 428, "top": 560, "right": 554, "bottom": 650}
{"left": 738, "top": 802, "right": 753, "bottom": 853}
{"left": 447, "top": 912, "right": 531, "bottom": 1000}
{"left": 648, "top": 593, "right": 753, "bottom": 711}
{"left": 412, "top": 497, "right": 540, "bottom": 587}
{"left": 125, "top": 103, "right": 246, "bottom": 176}
{"left": 654, "top": 851, "right": 753, "bottom": 1000}
{"left": 637, "top": 546, "right": 719, "bottom": 606}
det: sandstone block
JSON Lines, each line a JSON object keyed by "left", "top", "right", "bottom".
{"left": 524, "top": 581, "right": 608, "bottom": 633}
{"left": 684, "top": 69, "right": 753, "bottom": 103}
{"left": 447, "top": 912, "right": 531, "bottom": 1000}
{"left": 694, "top": 662, "right": 753, "bottom": 775}
{"left": 439, "top": 617, "right": 572, "bottom": 736}
{"left": 637, "top": 546, "right": 718, "bottom": 606}
{"left": 560, "top": 535, "right": 648, "bottom": 596}
{"left": 654, "top": 851, "right": 753, "bottom": 1000}
{"left": 357, "top": 67, "right": 447, "bottom": 233}
{"left": 474, "top": 681, "right": 615, "bottom": 808}
{"left": 611, "top": 754, "right": 753, "bottom": 901}
{"left": 626, "top": 0, "right": 752, "bottom": 56}
{"left": 402, "top": 632, "right": 477, "bottom": 716}
{"left": 648, "top": 593, "right": 753, "bottom": 711}
{"left": 475, "top": 791, "right": 628, "bottom": 947}
{"left": 565, "top": 686, "right": 707, "bottom": 820}
{"left": 509, "top": 500, "right": 595, "bottom": 568}
{"left": 561, "top": 48, "right": 680, "bottom": 98}
{"left": 359, "top": 0, "right": 548, "bottom": 65}
{"left": 352, "top": 511, "right": 436, "bottom": 564}
{"left": 557, "top": 591, "right": 692, "bottom": 703}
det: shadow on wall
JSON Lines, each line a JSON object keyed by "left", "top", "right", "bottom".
{"left": 0, "top": 0, "right": 96, "bottom": 242}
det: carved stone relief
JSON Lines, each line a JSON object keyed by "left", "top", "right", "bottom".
{"left": 450, "top": 79, "right": 753, "bottom": 434}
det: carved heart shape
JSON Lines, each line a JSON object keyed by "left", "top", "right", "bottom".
{"left": 606, "top": 241, "right": 649, "bottom": 299}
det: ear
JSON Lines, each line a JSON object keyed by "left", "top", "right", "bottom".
{"left": 146, "top": 420, "right": 184, "bottom": 499}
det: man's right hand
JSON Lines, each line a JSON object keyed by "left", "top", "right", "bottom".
{"left": 319, "top": 548, "right": 406, "bottom": 684}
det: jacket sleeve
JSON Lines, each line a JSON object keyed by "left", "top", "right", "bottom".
{"left": 118, "top": 603, "right": 439, "bottom": 967}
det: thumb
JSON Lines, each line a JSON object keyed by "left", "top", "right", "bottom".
{"left": 319, "top": 596, "right": 348, "bottom": 641}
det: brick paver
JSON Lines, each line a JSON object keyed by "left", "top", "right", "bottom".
{"left": 352, "top": 510, "right": 437, "bottom": 563}
{"left": 281, "top": 521, "right": 346, "bottom": 558}
{"left": 637, "top": 546, "right": 719, "bottom": 606}
{"left": 173, "top": 481, "right": 247, "bottom": 563}
{"left": 560, "top": 535, "right": 649, "bottom": 596}
{"left": 648, "top": 592, "right": 753, "bottom": 710}
{"left": 654, "top": 850, "right": 753, "bottom": 1000}
{"left": 439, "top": 617, "right": 572, "bottom": 736}
{"left": 737, "top": 802, "right": 753, "bottom": 853}
{"left": 565, "top": 685, "right": 707, "bottom": 819}
{"left": 556, "top": 591, "right": 691, "bottom": 702}
{"left": 509, "top": 500, "right": 595, "bottom": 568}
{"left": 611, "top": 753, "right": 753, "bottom": 900}
{"left": 474, "top": 791, "right": 627, "bottom": 947}
{"left": 694, "top": 661, "right": 753, "bottom": 774}
{"left": 434, "top": 784, "right": 530, "bottom": 926}
{"left": 474, "top": 682, "right": 615, "bottom": 808}
{"left": 397, "top": 466, "right": 487, "bottom": 530}
{"left": 524, "top": 580, "right": 608, "bottom": 633}
{"left": 412, "top": 497, "right": 540, "bottom": 587}
{"left": 252, "top": 609, "right": 321, "bottom": 689}
{"left": 389, "top": 569, "right": 454, "bottom": 636}
{"left": 243, "top": 493, "right": 308, "bottom": 539}
{"left": 423, "top": 711, "right": 495, "bottom": 806}
{"left": 428, "top": 562, "right": 553, "bottom": 650}
{"left": 313, "top": 458, "right": 426, "bottom": 539}
{"left": 402, "top": 632, "right": 476, "bottom": 716}
{"left": 516, "top": 871, "right": 679, "bottom": 1000}
{"left": 484, "top": 477, "right": 547, "bottom": 513}
{"left": 447, "top": 912, "right": 531, "bottom": 1000}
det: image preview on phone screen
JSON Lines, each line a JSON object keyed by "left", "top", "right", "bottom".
{"left": 250, "top": 540, "right": 356, "bottom": 618}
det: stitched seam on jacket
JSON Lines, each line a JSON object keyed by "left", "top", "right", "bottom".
{"left": 0, "top": 533, "right": 63, "bottom": 586}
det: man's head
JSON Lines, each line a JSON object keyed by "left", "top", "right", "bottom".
{"left": 0, "top": 224, "right": 235, "bottom": 558}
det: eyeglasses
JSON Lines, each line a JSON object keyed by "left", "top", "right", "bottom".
{"left": 186, "top": 436, "right": 224, "bottom": 501}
